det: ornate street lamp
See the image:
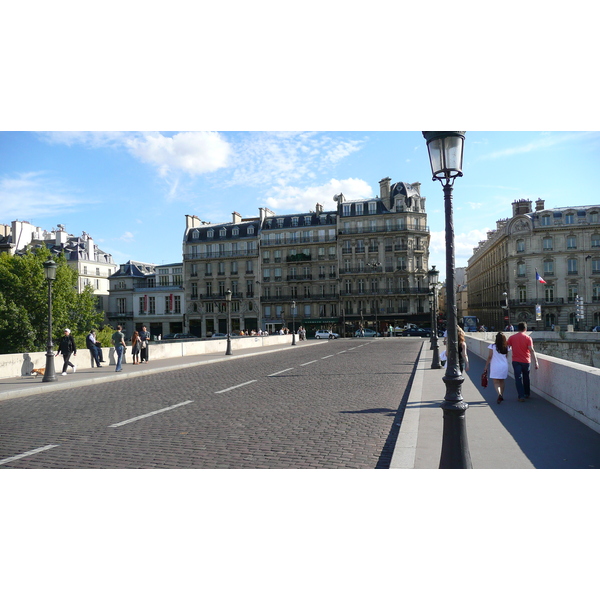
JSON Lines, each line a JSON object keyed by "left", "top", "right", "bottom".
{"left": 503, "top": 291, "right": 510, "bottom": 330}
{"left": 42, "top": 259, "right": 58, "bottom": 382}
{"left": 367, "top": 260, "right": 381, "bottom": 335}
{"left": 291, "top": 301, "right": 296, "bottom": 345}
{"left": 423, "top": 131, "right": 471, "bottom": 468}
{"left": 225, "top": 289, "right": 232, "bottom": 355}
{"left": 428, "top": 265, "right": 441, "bottom": 369}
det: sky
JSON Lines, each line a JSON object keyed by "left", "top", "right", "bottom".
{"left": 1, "top": 130, "right": 599, "bottom": 278}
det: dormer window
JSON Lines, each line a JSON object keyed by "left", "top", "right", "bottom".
{"left": 304, "top": 216, "right": 312, "bottom": 226}
{"left": 207, "top": 229, "right": 214, "bottom": 238}
{"left": 355, "top": 203, "right": 364, "bottom": 215}
{"left": 192, "top": 230, "right": 199, "bottom": 239}
{"left": 220, "top": 228, "right": 227, "bottom": 237}
{"left": 565, "top": 213, "right": 575, "bottom": 225}
{"left": 247, "top": 226, "right": 255, "bottom": 235}
{"left": 232, "top": 227, "right": 239, "bottom": 236}
{"left": 368, "top": 202, "right": 377, "bottom": 215}
{"left": 292, "top": 217, "right": 299, "bottom": 227}
{"left": 277, "top": 218, "right": 284, "bottom": 228}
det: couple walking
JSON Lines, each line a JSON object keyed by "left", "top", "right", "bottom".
{"left": 484, "top": 322, "right": 539, "bottom": 404}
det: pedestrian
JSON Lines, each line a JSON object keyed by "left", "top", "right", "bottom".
{"left": 139, "top": 325, "right": 150, "bottom": 363}
{"left": 131, "top": 330, "right": 141, "bottom": 364}
{"left": 56, "top": 328, "right": 77, "bottom": 375}
{"left": 86, "top": 329, "right": 102, "bottom": 368}
{"left": 484, "top": 332, "right": 510, "bottom": 404}
{"left": 457, "top": 326, "right": 470, "bottom": 373}
{"left": 506, "top": 322, "right": 539, "bottom": 401}
{"left": 112, "top": 325, "right": 127, "bottom": 372}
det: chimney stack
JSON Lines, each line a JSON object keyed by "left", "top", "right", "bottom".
{"left": 535, "top": 198, "right": 545, "bottom": 211}
{"left": 379, "top": 177, "right": 391, "bottom": 201}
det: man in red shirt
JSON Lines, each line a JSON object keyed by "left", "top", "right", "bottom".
{"left": 507, "top": 322, "right": 539, "bottom": 401}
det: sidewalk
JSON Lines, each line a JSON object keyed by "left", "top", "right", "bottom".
{"left": 0, "top": 341, "right": 309, "bottom": 403}
{"left": 391, "top": 341, "right": 600, "bottom": 469}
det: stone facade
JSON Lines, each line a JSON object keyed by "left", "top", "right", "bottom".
{"left": 107, "top": 261, "right": 184, "bottom": 339}
{"left": 467, "top": 200, "right": 600, "bottom": 331}
{"left": 182, "top": 178, "right": 433, "bottom": 337}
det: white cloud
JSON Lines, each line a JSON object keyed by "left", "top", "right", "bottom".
{"left": 227, "top": 132, "right": 365, "bottom": 188}
{"left": 263, "top": 178, "right": 373, "bottom": 213}
{"left": 430, "top": 228, "right": 491, "bottom": 263}
{"left": 0, "top": 171, "right": 87, "bottom": 219}
{"left": 119, "top": 231, "right": 135, "bottom": 242}
{"left": 125, "top": 132, "right": 231, "bottom": 176}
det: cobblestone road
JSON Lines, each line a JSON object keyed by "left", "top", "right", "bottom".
{"left": 0, "top": 338, "right": 422, "bottom": 468}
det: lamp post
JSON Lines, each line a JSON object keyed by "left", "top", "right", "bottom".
{"left": 428, "top": 265, "right": 441, "bottom": 369}
{"left": 423, "top": 131, "right": 471, "bottom": 469}
{"left": 503, "top": 291, "right": 510, "bottom": 331}
{"left": 225, "top": 289, "right": 232, "bottom": 355}
{"left": 291, "top": 301, "right": 296, "bottom": 345}
{"left": 42, "top": 259, "right": 58, "bottom": 382}
{"left": 367, "top": 260, "right": 381, "bottom": 335}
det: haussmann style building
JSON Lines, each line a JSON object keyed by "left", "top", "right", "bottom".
{"left": 466, "top": 199, "right": 600, "bottom": 331}
{"left": 182, "top": 177, "right": 433, "bottom": 337}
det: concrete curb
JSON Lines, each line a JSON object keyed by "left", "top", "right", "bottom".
{"left": 389, "top": 340, "right": 426, "bottom": 469}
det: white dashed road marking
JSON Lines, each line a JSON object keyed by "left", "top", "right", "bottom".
{"left": 0, "top": 444, "right": 59, "bottom": 466}
{"left": 215, "top": 380, "right": 257, "bottom": 394}
{"left": 268, "top": 368, "right": 294, "bottom": 377}
{"left": 108, "top": 401, "right": 195, "bottom": 428}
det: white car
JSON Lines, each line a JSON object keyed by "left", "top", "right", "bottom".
{"left": 314, "top": 330, "right": 339, "bottom": 339}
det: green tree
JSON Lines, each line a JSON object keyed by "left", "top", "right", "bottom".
{"left": 0, "top": 247, "right": 105, "bottom": 354}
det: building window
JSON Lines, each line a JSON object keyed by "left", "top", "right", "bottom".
{"left": 304, "top": 305, "right": 311, "bottom": 317}
{"left": 517, "top": 263, "right": 526, "bottom": 277}
{"left": 543, "top": 260, "right": 554, "bottom": 276}
{"left": 192, "top": 230, "right": 199, "bottom": 239}
{"left": 148, "top": 297, "right": 156, "bottom": 314}
{"left": 541, "top": 215, "right": 551, "bottom": 226}
{"left": 545, "top": 287, "right": 554, "bottom": 302}
{"left": 543, "top": 237, "right": 553, "bottom": 251}
{"left": 567, "top": 258, "right": 578, "bottom": 274}
{"left": 247, "top": 226, "right": 254, "bottom": 235}
{"left": 566, "top": 235, "right": 577, "bottom": 249}
{"left": 138, "top": 297, "right": 144, "bottom": 313}
{"left": 118, "top": 298, "right": 127, "bottom": 313}
{"left": 355, "top": 203, "right": 364, "bottom": 215}
{"left": 343, "top": 204, "right": 351, "bottom": 216}
{"left": 246, "top": 261, "right": 253, "bottom": 274}
{"left": 292, "top": 217, "right": 299, "bottom": 227}
{"left": 368, "top": 202, "right": 377, "bottom": 214}
{"left": 207, "top": 230, "right": 214, "bottom": 238}
{"left": 232, "top": 227, "right": 239, "bottom": 236}
{"left": 231, "top": 261, "right": 238, "bottom": 275}
{"left": 516, "top": 239, "right": 525, "bottom": 253}
{"left": 191, "top": 282, "right": 197, "bottom": 298}
{"left": 590, "top": 212, "right": 599, "bottom": 224}
{"left": 518, "top": 286, "right": 527, "bottom": 302}
{"left": 565, "top": 213, "right": 575, "bottom": 224}
{"left": 591, "top": 234, "right": 600, "bottom": 248}
{"left": 592, "top": 259, "right": 600, "bottom": 274}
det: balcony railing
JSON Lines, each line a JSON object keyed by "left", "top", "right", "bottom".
{"left": 509, "top": 298, "right": 565, "bottom": 306}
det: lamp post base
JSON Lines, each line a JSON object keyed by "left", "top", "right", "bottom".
{"left": 431, "top": 341, "right": 441, "bottom": 369}
{"left": 292, "top": 333, "right": 296, "bottom": 346}
{"left": 225, "top": 335, "right": 232, "bottom": 356}
{"left": 41, "top": 349, "right": 57, "bottom": 382}
{"left": 439, "top": 373, "right": 472, "bottom": 468}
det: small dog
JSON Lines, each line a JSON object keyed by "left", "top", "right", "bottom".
{"left": 31, "top": 368, "right": 46, "bottom": 377}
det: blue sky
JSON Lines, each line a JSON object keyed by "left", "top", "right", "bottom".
{"left": 1, "top": 131, "right": 599, "bottom": 275}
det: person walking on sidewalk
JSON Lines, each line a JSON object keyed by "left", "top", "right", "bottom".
{"left": 484, "top": 332, "right": 510, "bottom": 404}
{"left": 139, "top": 326, "right": 150, "bottom": 363}
{"left": 507, "top": 322, "right": 539, "bottom": 401}
{"left": 112, "top": 325, "right": 127, "bottom": 372}
{"left": 457, "top": 327, "right": 469, "bottom": 373}
{"left": 56, "top": 328, "right": 77, "bottom": 375}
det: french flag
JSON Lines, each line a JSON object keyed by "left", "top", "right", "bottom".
{"left": 536, "top": 270, "right": 547, "bottom": 284}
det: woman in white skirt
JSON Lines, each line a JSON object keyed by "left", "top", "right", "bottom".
{"left": 484, "top": 332, "right": 510, "bottom": 404}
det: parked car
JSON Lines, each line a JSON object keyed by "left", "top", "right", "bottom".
{"left": 354, "top": 328, "right": 378, "bottom": 337}
{"left": 314, "top": 330, "right": 339, "bottom": 339}
{"left": 399, "top": 328, "right": 430, "bottom": 337}
{"left": 211, "top": 332, "right": 227, "bottom": 338}
{"left": 174, "top": 333, "right": 198, "bottom": 339}
{"left": 592, "top": 326, "right": 600, "bottom": 332}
